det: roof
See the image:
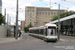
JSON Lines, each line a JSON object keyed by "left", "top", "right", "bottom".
{"left": 29, "top": 26, "right": 45, "bottom": 30}
{"left": 29, "top": 23, "right": 57, "bottom": 30}
{"left": 25, "top": 6, "right": 66, "bottom": 11}
{"left": 45, "top": 23, "right": 56, "bottom": 27}
{"left": 47, "top": 14, "right": 75, "bottom": 24}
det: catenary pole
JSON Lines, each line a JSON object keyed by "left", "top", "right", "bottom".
{"left": 10, "top": 16, "right": 11, "bottom": 25}
{"left": 7, "top": 14, "right": 9, "bottom": 26}
{"left": 15, "top": 0, "right": 19, "bottom": 39}
{"left": 4, "top": 9, "right": 6, "bottom": 25}
{"left": 58, "top": 4, "right": 60, "bottom": 40}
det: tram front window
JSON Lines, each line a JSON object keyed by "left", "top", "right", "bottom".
{"left": 47, "top": 27, "right": 56, "bottom": 36}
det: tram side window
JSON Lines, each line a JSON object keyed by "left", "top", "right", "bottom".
{"left": 30, "top": 30, "right": 32, "bottom": 33}
{"left": 36, "top": 30, "right": 37, "bottom": 34}
{"left": 37, "top": 30, "right": 39, "bottom": 34}
{"left": 33, "top": 30, "right": 34, "bottom": 33}
{"left": 32, "top": 30, "right": 34, "bottom": 33}
{"left": 32, "top": 30, "right": 33, "bottom": 33}
{"left": 39, "top": 29, "right": 41, "bottom": 34}
{"left": 33, "top": 30, "right": 35, "bottom": 34}
{"left": 34, "top": 30, "right": 36, "bottom": 33}
{"left": 40, "top": 29, "right": 44, "bottom": 35}
{"left": 36, "top": 30, "right": 39, "bottom": 34}
{"left": 45, "top": 28, "right": 47, "bottom": 36}
{"left": 35, "top": 30, "right": 36, "bottom": 34}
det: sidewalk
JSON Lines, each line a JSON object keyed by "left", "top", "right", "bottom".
{"left": 60, "top": 35, "right": 75, "bottom": 42}
{"left": 21, "top": 31, "right": 25, "bottom": 34}
{"left": 0, "top": 37, "right": 21, "bottom": 44}
{"left": 0, "top": 33, "right": 22, "bottom": 44}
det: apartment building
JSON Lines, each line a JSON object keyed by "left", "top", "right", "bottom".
{"left": 21, "top": 21, "right": 25, "bottom": 31}
{"left": 25, "top": 6, "right": 67, "bottom": 27}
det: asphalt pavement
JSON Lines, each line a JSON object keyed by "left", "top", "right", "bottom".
{"left": 0, "top": 32, "right": 75, "bottom": 50}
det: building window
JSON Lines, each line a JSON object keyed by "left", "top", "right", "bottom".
{"left": 48, "top": 12, "right": 50, "bottom": 15}
{"left": 26, "top": 14, "right": 30, "bottom": 16}
{"left": 51, "top": 12, "right": 53, "bottom": 15}
{"left": 33, "top": 11, "right": 34, "bottom": 13}
{"left": 45, "top": 12, "right": 47, "bottom": 15}
{"left": 53, "top": 11, "right": 57, "bottom": 13}
{"left": 27, "top": 10, "right": 30, "bottom": 13}
{"left": 39, "top": 12, "right": 41, "bottom": 15}
{"left": 54, "top": 13, "right": 56, "bottom": 15}
{"left": 31, "top": 14, "right": 35, "bottom": 16}
{"left": 42, "top": 12, "right": 44, "bottom": 15}
{"left": 37, "top": 12, "right": 38, "bottom": 15}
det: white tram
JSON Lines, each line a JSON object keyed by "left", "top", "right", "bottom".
{"left": 29, "top": 24, "right": 58, "bottom": 42}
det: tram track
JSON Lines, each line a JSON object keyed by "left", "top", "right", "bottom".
{"left": 21, "top": 33, "right": 39, "bottom": 41}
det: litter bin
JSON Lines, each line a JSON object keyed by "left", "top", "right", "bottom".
{"left": 7, "top": 29, "right": 11, "bottom": 37}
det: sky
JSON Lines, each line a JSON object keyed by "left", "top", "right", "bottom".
{"left": 2, "top": 0, "right": 75, "bottom": 25}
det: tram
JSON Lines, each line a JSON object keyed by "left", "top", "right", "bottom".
{"left": 29, "top": 23, "right": 58, "bottom": 42}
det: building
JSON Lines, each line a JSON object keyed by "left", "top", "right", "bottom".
{"left": 25, "top": 6, "right": 67, "bottom": 27}
{"left": 0, "top": 0, "right": 2, "bottom": 13}
{"left": 21, "top": 21, "right": 25, "bottom": 31}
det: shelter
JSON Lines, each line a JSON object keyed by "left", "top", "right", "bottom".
{"left": 47, "top": 14, "right": 75, "bottom": 36}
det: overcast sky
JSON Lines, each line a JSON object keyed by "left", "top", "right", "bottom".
{"left": 2, "top": 0, "right": 75, "bottom": 25}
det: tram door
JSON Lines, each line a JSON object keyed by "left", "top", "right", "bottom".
{"left": 47, "top": 27, "right": 56, "bottom": 36}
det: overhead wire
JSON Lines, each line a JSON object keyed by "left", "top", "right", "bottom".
{"left": 3, "top": 2, "right": 25, "bottom": 12}
{"left": 61, "top": 0, "right": 75, "bottom": 4}
{"left": 39, "top": 0, "right": 69, "bottom": 10}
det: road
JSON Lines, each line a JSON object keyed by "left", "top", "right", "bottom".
{"left": 0, "top": 33, "right": 75, "bottom": 50}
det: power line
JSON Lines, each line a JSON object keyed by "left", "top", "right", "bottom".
{"left": 3, "top": 2, "right": 26, "bottom": 9}
{"left": 3, "top": 2, "right": 16, "bottom": 8}
{"left": 60, "top": 5, "right": 69, "bottom": 9}
{"left": 39, "top": 0, "right": 49, "bottom": 5}
{"left": 39, "top": 0, "right": 68, "bottom": 9}
{"left": 3, "top": 2, "right": 25, "bottom": 12}
{"left": 62, "top": 0, "right": 75, "bottom": 4}
{"left": 39, "top": 0, "right": 62, "bottom": 5}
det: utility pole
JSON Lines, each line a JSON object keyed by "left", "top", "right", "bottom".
{"left": 49, "top": 0, "right": 52, "bottom": 9}
{"left": 15, "top": 0, "right": 19, "bottom": 39}
{"left": 7, "top": 14, "right": 9, "bottom": 26}
{"left": 10, "top": 16, "right": 11, "bottom": 25}
{"left": 4, "top": 9, "right": 6, "bottom": 25}
{"left": 58, "top": 4, "right": 60, "bottom": 40}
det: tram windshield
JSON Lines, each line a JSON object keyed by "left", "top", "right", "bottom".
{"left": 47, "top": 27, "right": 56, "bottom": 36}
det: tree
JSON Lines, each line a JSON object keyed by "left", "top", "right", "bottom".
{"left": 51, "top": 15, "right": 58, "bottom": 21}
{"left": 24, "top": 22, "right": 33, "bottom": 33}
{"left": 27, "top": 22, "right": 33, "bottom": 28}
{"left": 52, "top": 11, "right": 75, "bottom": 21}
{"left": 0, "top": 13, "right": 4, "bottom": 25}
{"left": 24, "top": 27, "right": 29, "bottom": 33}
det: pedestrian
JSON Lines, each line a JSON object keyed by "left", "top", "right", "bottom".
{"left": 18, "top": 30, "right": 21, "bottom": 37}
